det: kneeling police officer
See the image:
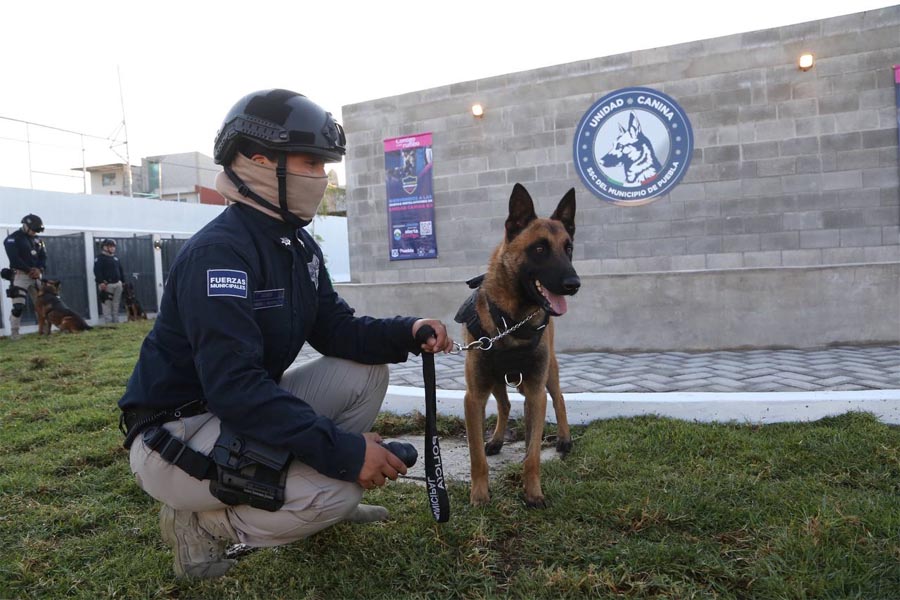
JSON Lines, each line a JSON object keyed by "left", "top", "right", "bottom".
{"left": 118, "top": 89, "right": 453, "bottom": 579}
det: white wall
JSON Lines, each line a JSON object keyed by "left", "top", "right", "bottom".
{"left": 1, "top": 186, "right": 351, "bottom": 335}
{"left": 0, "top": 187, "right": 349, "bottom": 280}
{"left": 307, "top": 215, "right": 350, "bottom": 282}
{"left": 0, "top": 186, "right": 224, "bottom": 235}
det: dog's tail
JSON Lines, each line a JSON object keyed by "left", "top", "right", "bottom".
{"left": 71, "top": 320, "right": 92, "bottom": 331}
{"left": 77, "top": 315, "right": 93, "bottom": 331}
{"left": 61, "top": 310, "right": 92, "bottom": 331}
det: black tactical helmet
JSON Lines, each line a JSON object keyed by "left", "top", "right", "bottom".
{"left": 213, "top": 89, "right": 346, "bottom": 165}
{"left": 21, "top": 214, "right": 44, "bottom": 233}
{"left": 101, "top": 238, "right": 117, "bottom": 247}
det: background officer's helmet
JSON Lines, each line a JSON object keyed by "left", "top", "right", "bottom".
{"left": 21, "top": 214, "right": 44, "bottom": 233}
{"left": 213, "top": 89, "right": 346, "bottom": 166}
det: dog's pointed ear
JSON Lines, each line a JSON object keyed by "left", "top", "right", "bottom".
{"left": 505, "top": 183, "right": 537, "bottom": 242}
{"left": 551, "top": 188, "right": 576, "bottom": 239}
{"left": 628, "top": 112, "right": 641, "bottom": 135}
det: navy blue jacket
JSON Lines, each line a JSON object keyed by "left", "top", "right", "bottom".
{"left": 120, "top": 204, "right": 418, "bottom": 482}
{"left": 4, "top": 229, "right": 47, "bottom": 271}
{"left": 94, "top": 253, "right": 125, "bottom": 284}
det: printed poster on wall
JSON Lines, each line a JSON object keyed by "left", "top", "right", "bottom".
{"left": 384, "top": 132, "right": 437, "bottom": 261}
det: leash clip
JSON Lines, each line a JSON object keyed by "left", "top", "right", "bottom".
{"left": 476, "top": 336, "right": 493, "bottom": 351}
{"left": 451, "top": 336, "right": 493, "bottom": 354}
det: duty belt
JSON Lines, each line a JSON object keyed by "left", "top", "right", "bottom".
{"left": 119, "top": 399, "right": 216, "bottom": 482}
{"left": 119, "top": 399, "right": 208, "bottom": 448}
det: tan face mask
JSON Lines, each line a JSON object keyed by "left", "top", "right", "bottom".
{"left": 216, "top": 152, "right": 329, "bottom": 222}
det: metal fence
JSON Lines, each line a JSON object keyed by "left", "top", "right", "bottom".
{"left": 46, "top": 233, "right": 89, "bottom": 317}
{"left": 160, "top": 236, "right": 188, "bottom": 284}
{"left": 2, "top": 232, "right": 187, "bottom": 330}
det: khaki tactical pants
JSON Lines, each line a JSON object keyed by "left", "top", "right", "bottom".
{"left": 101, "top": 281, "right": 123, "bottom": 323}
{"left": 129, "top": 356, "right": 389, "bottom": 547}
{"left": 9, "top": 271, "right": 39, "bottom": 334}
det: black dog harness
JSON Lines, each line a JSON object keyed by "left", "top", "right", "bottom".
{"left": 454, "top": 274, "right": 550, "bottom": 386}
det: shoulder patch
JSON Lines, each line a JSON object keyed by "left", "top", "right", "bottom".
{"left": 207, "top": 269, "right": 248, "bottom": 298}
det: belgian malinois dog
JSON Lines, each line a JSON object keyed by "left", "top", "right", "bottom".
{"left": 36, "top": 279, "right": 92, "bottom": 335}
{"left": 456, "top": 183, "right": 580, "bottom": 508}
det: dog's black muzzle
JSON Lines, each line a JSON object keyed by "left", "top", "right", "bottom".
{"left": 561, "top": 275, "right": 581, "bottom": 295}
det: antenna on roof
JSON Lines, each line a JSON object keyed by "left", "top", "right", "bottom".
{"left": 109, "top": 66, "right": 133, "bottom": 196}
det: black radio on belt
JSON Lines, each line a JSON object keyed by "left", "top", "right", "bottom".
{"left": 208, "top": 425, "right": 291, "bottom": 512}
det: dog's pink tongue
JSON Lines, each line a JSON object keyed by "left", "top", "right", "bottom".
{"left": 541, "top": 287, "right": 568, "bottom": 316}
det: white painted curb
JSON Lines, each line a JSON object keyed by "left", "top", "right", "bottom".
{"left": 384, "top": 386, "right": 900, "bottom": 425}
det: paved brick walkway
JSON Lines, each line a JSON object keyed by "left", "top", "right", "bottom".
{"left": 295, "top": 345, "right": 900, "bottom": 393}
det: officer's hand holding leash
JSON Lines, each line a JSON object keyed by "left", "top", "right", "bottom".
{"left": 413, "top": 319, "right": 454, "bottom": 354}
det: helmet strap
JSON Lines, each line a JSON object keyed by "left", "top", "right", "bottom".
{"left": 224, "top": 165, "right": 308, "bottom": 228}
{"left": 276, "top": 154, "right": 289, "bottom": 216}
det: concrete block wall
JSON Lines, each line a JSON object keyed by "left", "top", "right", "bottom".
{"left": 342, "top": 6, "right": 899, "bottom": 285}
{"left": 336, "top": 263, "right": 900, "bottom": 352}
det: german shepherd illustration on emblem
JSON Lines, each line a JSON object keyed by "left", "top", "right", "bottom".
{"left": 600, "top": 112, "right": 661, "bottom": 185}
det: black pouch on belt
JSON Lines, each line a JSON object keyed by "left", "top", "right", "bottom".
{"left": 208, "top": 424, "right": 292, "bottom": 512}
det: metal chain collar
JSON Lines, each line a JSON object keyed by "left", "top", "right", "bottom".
{"left": 451, "top": 309, "right": 542, "bottom": 354}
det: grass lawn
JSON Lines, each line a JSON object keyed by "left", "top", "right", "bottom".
{"left": 1, "top": 321, "right": 898, "bottom": 599}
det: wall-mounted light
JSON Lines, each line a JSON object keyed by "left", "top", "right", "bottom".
{"left": 471, "top": 103, "right": 484, "bottom": 118}
{"left": 798, "top": 52, "right": 815, "bottom": 71}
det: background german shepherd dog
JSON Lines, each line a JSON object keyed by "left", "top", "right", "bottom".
{"left": 36, "top": 279, "right": 92, "bottom": 335}
{"left": 122, "top": 282, "right": 147, "bottom": 320}
{"left": 456, "top": 183, "right": 580, "bottom": 508}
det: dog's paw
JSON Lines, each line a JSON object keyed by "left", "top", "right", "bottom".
{"left": 556, "top": 438, "right": 573, "bottom": 456}
{"left": 469, "top": 486, "right": 491, "bottom": 507}
{"left": 524, "top": 494, "right": 547, "bottom": 509}
{"left": 484, "top": 440, "right": 504, "bottom": 456}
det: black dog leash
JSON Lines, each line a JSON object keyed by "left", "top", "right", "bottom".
{"left": 415, "top": 325, "right": 450, "bottom": 523}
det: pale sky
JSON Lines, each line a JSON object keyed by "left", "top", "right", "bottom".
{"left": 0, "top": 0, "right": 894, "bottom": 192}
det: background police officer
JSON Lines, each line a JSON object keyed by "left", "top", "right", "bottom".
{"left": 93, "top": 239, "right": 125, "bottom": 323}
{"left": 119, "top": 89, "right": 453, "bottom": 579}
{"left": 3, "top": 214, "right": 47, "bottom": 339}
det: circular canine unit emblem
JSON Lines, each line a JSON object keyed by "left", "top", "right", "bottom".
{"left": 574, "top": 87, "right": 693, "bottom": 206}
